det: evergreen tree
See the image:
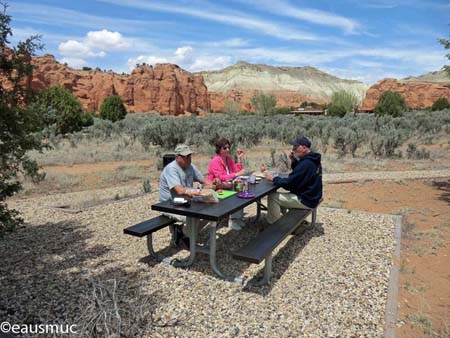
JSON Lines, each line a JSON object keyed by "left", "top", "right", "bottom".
{"left": 374, "top": 91, "right": 407, "bottom": 117}
{"left": 431, "top": 97, "right": 450, "bottom": 111}
{"left": 100, "top": 95, "right": 127, "bottom": 122}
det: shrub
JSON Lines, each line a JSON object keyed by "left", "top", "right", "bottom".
{"left": 100, "top": 95, "right": 127, "bottom": 122}
{"left": 330, "top": 90, "right": 358, "bottom": 113}
{"left": 32, "top": 85, "right": 86, "bottom": 134}
{"left": 406, "top": 143, "right": 431, "bottom": 159}
{"left": 327, "top": 104, "right": 347, "bottom": 117}
{"left": 333, "top": 127, "right": 351, "bottom": 157}
{"left": 223, "top": 99, "right": 241, "bottom": 114}
{"left": 251, "top": 93, "right": 276, "bottom": 115}
{"left": 431, "top": 97, "right": 450, "bottom": 111}
{"left": 142, "top": 179, "right": 152, "bottom": 193}
{"left": 374, "top": 91, "right": 407, "bottom": 117}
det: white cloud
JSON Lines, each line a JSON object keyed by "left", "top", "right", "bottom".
{"left": 58, "top": 29, "right": 130, "bottom": 68}
{"left": 174, "top": 46, "right": 194, "bottom": 64}
{"left": 59, "top": 40, "right": 106, "bottom": 58}
{"left": 127, "top": 46, "right": 232, "bottom": 72}
{"left": 86, "top": 30, "right": 129, "bottom": 50}
{"left": 245, "top": 0, "right": 361, "bottom": 34}
{"left": 212, "top": 38, "right": 249, "bottom": 48}
{"left": 10, "top": 2, "right": 150, "bottom": 34}
{"left": 60, "top": 57, "right": 87, "bottom": 69}
{"left": 99, "top": 0, "right": 320, "bottom": 41}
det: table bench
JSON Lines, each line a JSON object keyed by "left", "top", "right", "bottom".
{"left": 233, "top": 202, "right": 320, "bottom": 285}
{"left": 124, "top": 215, "right": 179, "bottom": 263}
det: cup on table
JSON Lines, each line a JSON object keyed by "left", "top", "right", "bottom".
{"left": 249, "top": 175, "right": 256, "bottom": 184}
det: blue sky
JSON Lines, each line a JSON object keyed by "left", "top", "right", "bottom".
{"left": 8, "top": 0, "right": 450, "bottom": 83}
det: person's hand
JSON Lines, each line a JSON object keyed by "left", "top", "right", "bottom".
{"left": 203, "top": 181, "right": 215, "bottom": 189}
{"left": 236, "top": 169, "right": 246, "bottom": 177}
{"left": 265, "top": 172, "right": 274, "bottom": 181}
{"left": 237, "top": 148, "right": 245, "bottom": 161}
{"left": 289, "top": 151, "right": 296, "bottom": 162}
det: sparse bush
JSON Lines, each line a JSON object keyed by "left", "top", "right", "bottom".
{"left": 32, "top": 85, "right": 87, "bottom": 134}
{"left": 142, "top": 179, "right": 152, "bottom": 193}
{"left": 406, "top": 143, "right": 431, "bottom": 159}
{"left": 330, "top": 90, "right": 358, "bottom": 114}
{"left": 327, "top": 104, "right": 347, "bottom": 117}
{"left": 431, "top": 97, "right": 450, "bottom": 111}
{"left": 374, "top": 91, "right": 407, "bottom": 117}
{"left": 100, "top": 95, "right": 127, "bottom": 122}
{"left": 333, "top": 127, "right": 351, "bottom": 157}
{"left": 251, "top": 93, "right": 276, "bottom": 115}
{"left": 223, "top": 99, "right": 241, "bottom": 114}
{"left": 76, "top": 279, "right": 176, "bottom": 337}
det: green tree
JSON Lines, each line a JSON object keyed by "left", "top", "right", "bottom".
{"left": 331, "top": 90, "right": 358, "bottom": 113}
{"left": 439, "top": 33, "right": 450, "bottom": 78}
{"left": 1, "top": 3, "right": 44, "bottom": 236}
{"left": 374, "top": 91, "right": 407, "bottom": 117}
{"left": 431, "top": 97, "right": 450, "bottom": 111}
{"left": 327, "top": 104, "right": 347, "bottom": 117}
{"left": 251, "top": 93, "right": 276, "bottom": 115}
{"left": 100, "top": 95, "right": 127, "bottom": 122}
{"left": 32, "top": 85, "right": 89, "bottom": 134}
{"left": 223, "top": 98, "right": 241, "bottom": 114}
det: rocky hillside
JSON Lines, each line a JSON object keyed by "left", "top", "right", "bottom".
{"left": 199, "top": 61, "right": 370, "bottom": 111}
{"left": 361, "top": 78, "right": 450, "bottom": 111}
{"left": 26, "top": 54, "right": 209, "bottom": 115}
{"left": 401, "top": 69, "right": 449, "bottom": 83}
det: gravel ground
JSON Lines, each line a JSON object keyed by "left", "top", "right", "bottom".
{"left": 2, "top": 184, "right": 400, "bottom": 338}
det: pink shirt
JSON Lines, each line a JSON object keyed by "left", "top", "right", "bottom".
{"left": 207, "top": 154, "right": 243, "bottom": 182}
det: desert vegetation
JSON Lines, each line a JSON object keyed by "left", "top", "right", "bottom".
{"left": 32, "top": 109, "right": 449, "bottom": 159}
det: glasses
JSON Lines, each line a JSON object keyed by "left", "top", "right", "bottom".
{"left": 222, "top": 146, "right": 230, "bottom": 150}
{"left": 180, "top": 154, "right": 192, "bottom": 158}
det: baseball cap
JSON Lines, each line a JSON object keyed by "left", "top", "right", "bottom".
{"left": 289, "top": 136, "right": 311, "bottom": 148}
{"left": 174, "top": 144, "right": 194, "bottom": 156}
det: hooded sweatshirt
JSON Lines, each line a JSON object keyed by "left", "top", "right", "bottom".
{"left": 272, "top": 152, "right": 323, "bottom": 208}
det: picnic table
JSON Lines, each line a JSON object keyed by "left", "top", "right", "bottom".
{"left": 151, "top": 179, "right": 279, "bottom": 284}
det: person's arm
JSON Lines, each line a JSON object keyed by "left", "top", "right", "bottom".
{"left": 209, "top": 157, "right": 238, "bottom": 181}
{"left": 165, "top": 166, "right": 197, "bottom": 198}
{"left": 228, "top": 156, "right": 244, "bottom": 173}
{"left": 273, "top": 161, "right": 315, "bottom": 192}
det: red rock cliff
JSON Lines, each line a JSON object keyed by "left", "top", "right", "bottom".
{"left": 362, "top": 79, "right": 450, "bottom": 111}
{"left": 28, "top": 54, "right": 210, "bottom": 115}
{"left": 209, "top": 90, "right": 325, "bottom": 112}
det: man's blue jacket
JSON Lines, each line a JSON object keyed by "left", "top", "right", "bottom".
{"left": 272, "top": 152, "right": 323, "bottom": 208}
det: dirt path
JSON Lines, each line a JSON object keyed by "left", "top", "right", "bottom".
{"left": 325, "top": 179, "right": 450, "bottom": 338}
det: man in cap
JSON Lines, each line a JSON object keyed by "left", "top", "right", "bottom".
{"left": 159, "top": 144, "right": 216, "bottom": 248}
{"left": 265, "top": 136, "right": 322, "bottom": 226}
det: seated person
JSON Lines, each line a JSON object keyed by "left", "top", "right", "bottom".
{"left": 265, "top": 136, "right": 323, "bottom": 225}
{"left": 207, "top": 137, "right": 246, "bottom": 230}
{"left": 159, "top": 144, "right": 216, "bottom": 248}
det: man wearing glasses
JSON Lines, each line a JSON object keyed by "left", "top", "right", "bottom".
{"left": 159, "top": 144, "right": 216, "bottom": 248}
{"left": 265, "top": 136, "right": 323, "bottom": 227}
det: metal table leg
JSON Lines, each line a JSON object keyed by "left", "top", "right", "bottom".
{"left": 146, "top": 217, "right": 198, "bottom": 267}
{"left": 209, "top": 221, "right": 244, "bottom": 284}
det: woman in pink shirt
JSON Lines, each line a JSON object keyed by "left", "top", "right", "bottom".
{"left": 207, "top": 137, "right": 246, "bottom": 230}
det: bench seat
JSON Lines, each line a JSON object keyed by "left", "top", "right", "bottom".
{"left": 123, "top": 215, "right": 176, "bottom": 237}
{"left": 233, "top": 208, "right": 312, "bottom": 264}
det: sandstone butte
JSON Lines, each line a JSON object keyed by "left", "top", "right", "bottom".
{"left": 209, "top": 90, "right": 326, "bottom": 112}
{"left": 27, "top": 54, "right": 210, "bottom": 115}
{"left": 361, "top": 78, "right": 450, "bottom": 111}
